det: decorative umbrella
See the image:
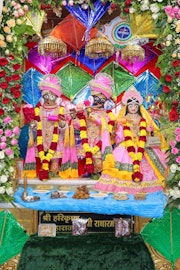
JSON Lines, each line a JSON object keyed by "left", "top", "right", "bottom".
{"left": 121, "top": 43, "right": 145, "bottom": 63}
{"left": 141, "top": 207, "right": 180, "bottom": 266}
{"left": 85, "top": 35, "right": 115, "bottom": 59}
{"left": 38, "top": 36, "right": 67, "bottom": 59}
{"left": 117, "top": 42, "right": 160, "bottom": 75}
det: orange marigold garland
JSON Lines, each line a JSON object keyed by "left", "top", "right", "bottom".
{"left": 123, "top": 118, "right": 147, "bottom": 182}
{"left": 34, "top": 105, "right": 64, "bottom": 180}
{"left": 78, "top": 110, "right": 115, "bottom": 174}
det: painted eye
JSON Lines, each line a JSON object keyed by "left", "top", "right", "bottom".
{"left": 43, "top": 94, "right": 49, "bottom": 99}
{"left": 50, "top": 95, "right": 56, "bottom": 100}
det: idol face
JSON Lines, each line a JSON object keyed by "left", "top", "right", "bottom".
{"left": 127, "top": 103, "right": 139, "bottom": 114}
{"left": 43, "top": 92, "right": 57, "bottom": 106}
{"left": 92, "top": 93, "right": 107, "bottom": 108}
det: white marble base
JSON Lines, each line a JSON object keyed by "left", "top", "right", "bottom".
{"left": 19, "top": 178, "right": 97, "bottom": 187}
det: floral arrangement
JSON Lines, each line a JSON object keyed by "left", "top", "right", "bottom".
{"left": 0, "top": 0, "right": 35, "bottom": 203}
{"left": 0, "top": 0, "right": 180, "bottom": 207}
{"left": 166, "top": 127, "right": 180, "bottom": 208}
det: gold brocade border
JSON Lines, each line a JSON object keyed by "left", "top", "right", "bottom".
{"left": 146, "top": 243, "right": 172, "bottom": 270}
{"left": 0, "top": 254, "right": 20, "bottom": 270}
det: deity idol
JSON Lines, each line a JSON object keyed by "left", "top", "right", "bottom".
{"left": 77, "top": 72, "right": 116, "bottom": 177}
{"left": 94, "top": 86, "right": 168, "bottom": 194}
{"left": 29, "top": 74, "right": 66, "bottom": 181}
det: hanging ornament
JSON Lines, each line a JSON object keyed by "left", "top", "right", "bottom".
{"left": 38, "top": 36, "right": 67, "bottom": 59}
{"left": 85, "top": 36, "right": 115, "bottom": 59}
{"left": 121, "top": 43, "right": 145, "bottom": 63}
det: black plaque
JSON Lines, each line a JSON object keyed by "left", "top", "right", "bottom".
{"left": 38, "top": 211, "right": 134, "bottom": 233}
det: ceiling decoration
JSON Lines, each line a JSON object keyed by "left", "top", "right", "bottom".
{"left": 121, "top": 43, "right": 145, "bottom": 63}
{"left": 85, "top": 36, "right": 115, "bottom": 59}
{"left": 38, "top": 36, "right": 67, "bottom": 58}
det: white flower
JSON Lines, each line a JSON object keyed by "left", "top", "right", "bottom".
{"left": 129, "top": 7, "right": 136, "bottom": 13}
{"left": 0, "top": 186, "right": 5, "bottom": 194}
{"left": 178, "top": 181, "right": 180, "bottom": 187}
{"left": 0, "top": 151, "right": 5, "bottom": 159}
{"left": 169, "top": 187, "right": 180, "bottom": 199}
{"left": 0, "top": 175, "right": 8, "bottom": 183}
{"left": 142, "top": 0, "right": 149, "bottom": 4}
{"left": 6, "top": 187, "right": 14, "bottom": 196}
{"left": 150, "top": 3, "right": 160, "bottom": 13}
{"left": 170, "top": 164, "right": 178, "bottom": 173}
{"left": 5, "top": 49, "right": 10, "bottom": 55}
{"left": 9, "top": 166, "right": 14, "bottom": 173}
{"left": 167, "top": 34, "right": 173, "bottom": 41}
{"left": 141, "top": 4, "right": 149, "bottom": 11}
{"left": 152, "top": 13, "right": 159, "bottom": 20}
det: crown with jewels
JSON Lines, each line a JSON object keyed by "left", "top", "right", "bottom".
{"left": 122, "top": 86, "right": 143, "bottom": 105}
{"left": 38, "top": 74, "right": 62, "bottom": 97}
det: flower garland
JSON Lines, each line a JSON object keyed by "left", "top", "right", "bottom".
{"left": 34, "top": 105, "right": 64, "bottom": 180}
{"left": 78, "top": 110, "right": 115, "bottom": 174}
{"left": 123, "top": 118, "right": 147, "bottom": 182}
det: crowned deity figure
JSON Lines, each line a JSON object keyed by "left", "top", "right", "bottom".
{"left": 94, "top": 86, "right": 168, "bottom": 194}
{"left": 77, "top": 73, "right": 116, "bottom": 177}
{"left": 22, "top": 74, "right": 66, "bottom": 181}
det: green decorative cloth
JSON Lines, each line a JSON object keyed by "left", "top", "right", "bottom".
{"left": 17, "top": 233, "right": 155, "bottom": 270}
{"left": 56, "top": 63, "right": 92, "bottom": 99}
{"left": 141, "top": 207, "right": 180, "bottom": 265}
{"left": 0, "top": 210, "right": 29, "bottom": 265}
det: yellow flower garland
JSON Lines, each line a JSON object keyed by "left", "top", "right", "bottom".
{"left": 35, "top": 106, "right": 64, "bottom": 177}
{"left": 123, "top": 118, "right": 147, "bottom": 182}
{"left": 79, "top": 110, "right": 115, "bottom": 170}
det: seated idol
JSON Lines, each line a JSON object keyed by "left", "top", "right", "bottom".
{"left": 94, "top": 86, "right": 168, "bottom": 194}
